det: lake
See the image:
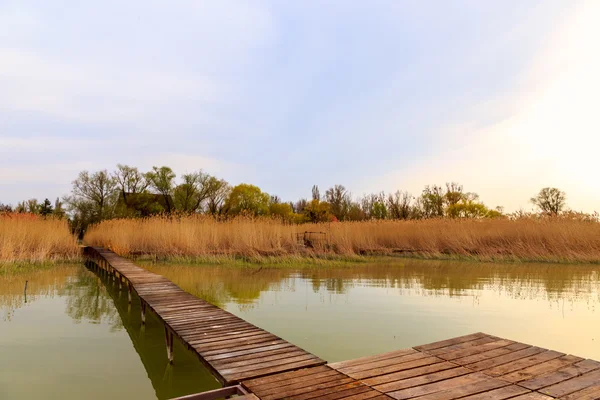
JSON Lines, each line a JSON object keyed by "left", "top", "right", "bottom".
{"left": 1, "top": 258, "right": 599, "bottom": 399}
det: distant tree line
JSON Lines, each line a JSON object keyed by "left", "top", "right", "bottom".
{"left": 0, "top": 164, "right": 576, "bottom": 234}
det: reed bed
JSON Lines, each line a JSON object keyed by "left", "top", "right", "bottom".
{"left": 0, "top": 214, "right": 80, "bottom": 265}
{"left": 84, "top": 215, "right": 600, "bottom": 264}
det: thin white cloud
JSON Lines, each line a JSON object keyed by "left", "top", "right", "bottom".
{"left": 373, "top": 1, "right": 600, "bottom": 212}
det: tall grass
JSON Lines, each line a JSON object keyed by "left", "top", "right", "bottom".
{"left": 84, "top": 215, "right": 600, "bottom": 263}
{"left": 0, "top": 213, "right": 80, "bottom": 264}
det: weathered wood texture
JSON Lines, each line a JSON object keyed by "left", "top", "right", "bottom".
{"left": 327, "top": 332, "right": 600, "bottom": 400}
{"left": 84, "top": 247, "right": 325, "bottom": 386}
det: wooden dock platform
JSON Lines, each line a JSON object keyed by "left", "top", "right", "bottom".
{"left": 85, "top": 247, "right": 600, "bottom": 400}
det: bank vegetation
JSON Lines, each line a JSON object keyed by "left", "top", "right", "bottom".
{"left": 85, "top": 214, "right": 600, "bottom": 264}
{"left": 0, "top": 213, "right": 80, "bottom": 266}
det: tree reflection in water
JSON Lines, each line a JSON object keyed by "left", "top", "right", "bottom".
{"left": 145, "top": 259, "right": 600, "bottom": 308}
{"left": 82, "top": 262, "right": 220, "bottom": 399}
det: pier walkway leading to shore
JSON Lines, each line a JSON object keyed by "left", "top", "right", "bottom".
{"left": 85, "top": 247, "right": 600, "bottom": 400}
{"left": 84, "top": 246, "right": 326, "bottom": 386}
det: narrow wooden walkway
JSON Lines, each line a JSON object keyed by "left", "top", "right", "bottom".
{"left": 85, "top": 248, "right": 600, "bottom": 400}
{"left": 84, "top": 247, "right": 325, "bottom": 385}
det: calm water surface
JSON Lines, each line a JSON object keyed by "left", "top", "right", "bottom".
{"left": 145, "top": 259, "right": 600, "bottom": 362}
{"left": 0, "top": 265, "right": 219, "bottom": 400}
{"left": 2, "top": 259, "right": 600, "bottom": 399}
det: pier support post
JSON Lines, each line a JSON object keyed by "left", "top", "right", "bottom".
{"left": 141, "top": 301, "right": 146, "bottom": 325}
{"left": 128, "top": 283, "right": 132, "bottom": 304}
{"left": 165, "top": 327, "right": 174, "bottom": 364}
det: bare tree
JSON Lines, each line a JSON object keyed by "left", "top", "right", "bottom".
{"left": 206, "top": 177, "right": 230, "bottom": 215}
{"left": 70, "top": 170, "right": 118, "bottom": 219}
{"left": 294, "top": 198, "right": 308, "bottom": 213}
{"left": 113, "top": 164, "right": 149, "bottom": 206}
{"left": 361, "top": 192, "right": 387, "bottom": 219}
{"left": 531, "top": 187, "right": 566, "bottom": 216}
{"left": 387, "top": 191, "right": 412, "bottom": 220}
{"left": 311, "top": 185, "right": 320, "bottom": 201}
{"left": 325, "top": 184, "right": 351, "bottom": 221}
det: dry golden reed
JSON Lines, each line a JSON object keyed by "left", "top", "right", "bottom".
{"left": 0, "top": 214, "right": 80, "bottom": 264}
{"left": 84, "top": 215, "right": 600, "bottom": 263}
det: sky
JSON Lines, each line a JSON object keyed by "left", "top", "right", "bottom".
{"left": 1, "top": 1, "right": 599, "bottom": 212}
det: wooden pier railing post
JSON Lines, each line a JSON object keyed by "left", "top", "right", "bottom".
{"left": 141, "top": 301, "right": 146, "bottom": 325}
{"left": 165, "top": 327, "right": 174, "bottom": 364}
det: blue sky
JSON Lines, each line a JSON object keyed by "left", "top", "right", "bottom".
{"left": 1, "top": 1, "right": 599, "bottom": 211}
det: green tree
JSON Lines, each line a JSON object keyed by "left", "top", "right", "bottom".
{"left": 26, "top": 199, "right": 40, "bottom": 214}
{"left": 65, "top": 170, "right": 118, "bottom": 234}
{"left": 39, "top": 198, "right": 53, "bottom": 216}
{"left": 68, "top": 170, "right": 118, "bottom": 219}
{"left": 444, "top": 182, "right": 464, "bottom": 208}
{"left": 531, "top": 187, "right": 566, "bottom": 216}
{"left": 268, "top": 198, "right": 294, "bottom": 222}
{"left": 53, "top": 197, "right": 66, "bottom": 219}
{"left": 302, "top": 199, "right": 331, "bottom": 222}
{"left": 420, "top": 185, "right": 445, "bottom": 218}
{"left": 146, "top": 166, "right": 176, "bottom": 213}
{"left": 173, "top": 171, "right": 212, "bottom": 213}
{"left": 361, "top": 192, "right": 387, "bottom": 220}
{"left": 223, "top": 184, "right": 270, "bottom": 216}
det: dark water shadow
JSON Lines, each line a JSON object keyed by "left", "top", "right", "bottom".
{"left": 82, "top": 261, "right": 221, "bottom": 400}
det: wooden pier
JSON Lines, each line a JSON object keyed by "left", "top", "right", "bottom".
{"left": 85, "top": 247, "right": 600, "bottom": 400}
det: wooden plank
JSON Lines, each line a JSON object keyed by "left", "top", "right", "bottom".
{"left": 483, "top": 350, "right": 565, "bottom": 377}
{"left": 457, "top": 384, "right": 530, "bottom": 400}
{"left": 227, "top": 358, "right": 326, "bottom": 383}
{"left": 427, "top": 336, "right": 501, "bottom": 356}
{"left": 464, "top": 346, "right": 546, "bottom": 371}
{"left": 360, "top": 361, "right": 459, "bottom": 387}
{"left": 414, "top": 333, "right": 488, "bottom": 352}
{"left": 334, "top": 352, "right": 433, "bottom": 376}
{"left": 559, "top": 385, "right": 600, "bottom": 400}
{"left": 328, "top": 349, "right": 417, "bottom": 370}
{"left": 519, "top": 360, "right": 600, "bottom": 390}
{"left": 286, "top": 382, "right": 369, "bottom": 400}
{"left": 509, "top": 394, "right": 554, "bottom": 400}
{"left": 500, "top": 355, "right": 583, "bottom": 383}
{"left": 343, "top": 356, "right": 447, "bottom": 381}
{"left": 450, "top": 343, "right": 530, "bottom": 366}
{"left": 259, "top": 376, "right": 356, "bottom": 400}
{"left": 437, "top": 340, "right": 515, "bottom": 361}
{"left": 385, "top": 372, "right": 490, "bottom": 400}
{"left": 252, "top": 370, "right": 342, "bottom": 396}
{"left": 539, "top": 370, "right": 600, "bottom": 398}
{"left": 242, "top": 365, "right": 332, "bottom": 387}
{"left": 219, "top": 354, "right": 321, "bottom": 376}
{"left": 373, "top": 367, "right": 472, "bottom": 393}
{"left": 406, "top": 378, "right": 510, "bottom": 400}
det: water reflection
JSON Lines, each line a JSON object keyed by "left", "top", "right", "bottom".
{"left": 63, "top": 268, "right": 122, "bottom": 330}
{"left": 0, "top": 265, "right": 220, "bottom": 399}
{"left": 0, "top": 265, "right": 79, "bottom": 321}
{"left": 82, "top": 263, "right": 221, "bottom": 398}
{"left": 144, "top": 259, "right": 600, "bottom": 308}
{"left": 144, "top": 259, "right": 600, "bottom": 362}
